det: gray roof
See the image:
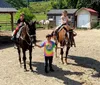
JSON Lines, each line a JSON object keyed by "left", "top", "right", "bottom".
{"left": 0, "top": 0, "right": 17, "bottom": 13}
{"left": 47, "top": 9, "right": 77, "bottom": 15}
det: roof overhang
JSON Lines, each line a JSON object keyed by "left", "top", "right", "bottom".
{"left": 47, "top": 9, "right": 78, "bottom": 15}
{"left": 0, "top": 8, "right": 17, "bottom": 13}
{"left": 75, "top": 7, "right": 98, "bottom": 16}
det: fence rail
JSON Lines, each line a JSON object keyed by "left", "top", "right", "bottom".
{"left": 0, "top": 21, "right": 16, "bottom": 31}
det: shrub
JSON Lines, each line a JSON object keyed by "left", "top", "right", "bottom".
{"left": 15, "top": 8, "right": 36, "bottom": 22}
{"left": 95, "top": 22, "right": 100, "bottom": 29}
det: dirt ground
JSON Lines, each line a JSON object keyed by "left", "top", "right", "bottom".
{"left": 0, "top": 29, "right": 100, "bottom": 85}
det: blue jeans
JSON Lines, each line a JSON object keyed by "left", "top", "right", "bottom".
{"left": 45, "top": 56, "right": 53, "bottom": 71}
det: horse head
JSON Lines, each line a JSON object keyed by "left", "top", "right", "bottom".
{"left": 28, "top": 20, "right": 37, "bottom": 35}
{"left": 28, "top": 20, "right": 37, "bottom": 43}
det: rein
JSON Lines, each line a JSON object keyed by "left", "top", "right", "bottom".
{"left": 20, "top": 25, "right": 32, "bottom": 46}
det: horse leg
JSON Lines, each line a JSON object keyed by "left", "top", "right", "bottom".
{"left": 17, "top": 47, "right": 22, "bottom": 67}
{"left": 29, "top": 47, "right": 33, "bottom": 71}
{"left": 60, "top": 43, "right": 64, "bottom": 64}
{"left": 65, "top": 46, "right": 70, "bottom": 64}
{"left": 22, "top": 50, "right": 27, "bottom": 71}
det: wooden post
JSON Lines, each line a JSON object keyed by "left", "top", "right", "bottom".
{"left": 10, "top": 13, "right": 14, "bottom": 31}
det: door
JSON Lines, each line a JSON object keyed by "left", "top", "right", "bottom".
{"left": 77, "top": 14, "right": 90, "bottom": 28}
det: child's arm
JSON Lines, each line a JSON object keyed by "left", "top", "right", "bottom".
{"left": 61, "top": 16, "right": 66, "bottom": 24}
{"left": 35, "top": 44, "right": 42, "bottom": 48}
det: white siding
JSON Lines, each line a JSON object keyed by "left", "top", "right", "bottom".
{"left": 56, "top": 16, "right": 62, "bottom": 26}
{"left": 77, "top": 10, "right": 91, "bottom": 28}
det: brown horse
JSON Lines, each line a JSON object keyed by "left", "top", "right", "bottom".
{"left": 51, "top": 25, "right": 76, "bottom": 64}
{"left": 15, "top": 22, "right": 36, "bottom": 71}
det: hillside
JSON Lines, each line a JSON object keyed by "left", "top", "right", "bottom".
{"left": 29, "top": 1, "right": 52, "bottom": 13}
{"left": 30, "top": 0, "right": 50, "bottom": 2}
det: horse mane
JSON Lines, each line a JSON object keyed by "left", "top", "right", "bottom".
{"left": 20, "top": 23, "right": 30, "bottom": 40}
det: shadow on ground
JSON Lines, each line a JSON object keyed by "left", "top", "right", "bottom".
{"left": 32, "top": 62, "right": 84, "bottom": 85}
{"left": 0, "top": 36, "right": 14, "bottom": 50}
{"left": 0, "top": 34, "right": 42, "bottom": 50}
{"left": 68, "top": 55, "right": 100, "bottom": 77}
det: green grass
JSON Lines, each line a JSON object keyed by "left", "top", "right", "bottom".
{"left": 0, "top": 24, "right": 16, "bottom": 31}
{"left": 0, "top": 14, "right": 17, "bottom": 31}
{"left": 0, "top": 1, "right": 51, "bottom": 30}
{"left": 0, "top": 14, "right": 11, "bottom": 22}
{"left": 34, "top": 13, "right": 47, "bottom": 21}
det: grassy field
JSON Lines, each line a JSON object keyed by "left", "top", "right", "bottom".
{"left": 0, "top": 1, "right": 50, "bottom": 31}
{"left": 34, "top": 13, "right": 47, "bottom": 21}
{"left": 0, "top": 14, "right": 10, "bottom": 22}
{"left": 0, "top": 14, "right": 17, "bottom": 31}
{"left": 0, "top": 13, "right": 47, "bottom": 31}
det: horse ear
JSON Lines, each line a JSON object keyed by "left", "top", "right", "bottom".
{"left": 34, "top": 20, "right": 36, "bottom": 23}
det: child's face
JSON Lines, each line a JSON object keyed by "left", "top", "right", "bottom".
{"left": 62, "top": 12, "right": 67, "bottom": 16}
{"left": 20, "top": 15, "right": 24, "bottom": 20}
{"left": 47, "top": 37, "right": 51, "bottom": 41}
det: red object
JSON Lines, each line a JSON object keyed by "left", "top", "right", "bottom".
{"left": 84, "top": 8, "right": 98, "bottom": 15}
{"left": 14, "top": 25, "right": 20, "bottom": 34}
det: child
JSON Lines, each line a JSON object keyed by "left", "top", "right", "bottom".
{"left": 11, "top": 13, "right": 27, "bottom": 41}
{"left": 55, "top": 10, "right": 70, "bottom": 33}
{"left": 35, "top": 34, "right": 56, "bottom": 73}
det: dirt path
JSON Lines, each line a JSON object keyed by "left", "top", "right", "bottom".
{"left": 0, "top": 29, "right": 100, "bottom": 85}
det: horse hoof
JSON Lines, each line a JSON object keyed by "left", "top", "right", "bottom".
{"left": 30, "top": 68, "right": 33, "bottom": 72}
{"left": 65, "top": 62, "right": 68, "bottom": 65}
{"left": 62, "top": 62, "right": 64, "bottom": 64}
{"left": 24, "top": 69, "right": 28, "bottom": 72}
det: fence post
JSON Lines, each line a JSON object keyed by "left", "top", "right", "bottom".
{"left": 10, "top": 13, "right": 14, "bottom": 31}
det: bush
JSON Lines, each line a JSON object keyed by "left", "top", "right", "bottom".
{"left": 95, "top": 22, "right": 100, "bottom": 29}
{"left": 15, "top": 8, "right": 36, "bottom": 22}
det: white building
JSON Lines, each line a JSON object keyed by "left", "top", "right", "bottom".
{"left": 76, "top": 7, "right": 98, "bottom": 28}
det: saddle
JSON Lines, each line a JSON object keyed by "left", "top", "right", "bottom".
{"left": 16, "top": 23, "right": 25, "bottom": 42}
{"left": 52, "top": 25, "right": 76, "bottom": 47}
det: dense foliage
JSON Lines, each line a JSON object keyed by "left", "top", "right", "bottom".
{"left": 6, "top": 0, "right": 27, "bottom": 9}
{"left": 29, "top": 1, "right": 52, "bottom": 14}
{"left": 50, "top": 0, "right": 100, "bottom": 16}
{"left": 6, "top": 0, "right": 100, "bottom": 16}
{"left": 15, "top": 8, "right": 35, "bottom": 22}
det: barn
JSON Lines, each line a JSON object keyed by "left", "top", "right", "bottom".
{"left": 47, "top": 9, "right": 77, "bottom": 26}
{"left": 76, "top": 7, "right": 98, "bottom": 29}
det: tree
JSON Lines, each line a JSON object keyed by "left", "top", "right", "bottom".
{"left": 6, "top": 0, "right": 27, "bottom": 9}
{"left": 15, "top": 8, "right": 35, "bottom": 22}
{"left": 76, "top": 0, "right": 100, "bottom": 16}
{"left": 66, "top": 0, "right": 78, "bottom": 8}
{"left": 50, "top": 0, "right": 68, "bottom": 9}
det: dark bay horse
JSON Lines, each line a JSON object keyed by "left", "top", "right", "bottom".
{"left": 16, "top": 21, "right": 36, "bottom": 71}
{"left": 28, "top": 21, "right": 37, "bottom": 44}
{"left": 51, "top": 25, "right": 76, "bottom": 64}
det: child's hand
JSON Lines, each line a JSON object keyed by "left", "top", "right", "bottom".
{"left": 34, "top": 43, "right": 36, "bottom": 46}
{"left": 34, "top": 44, "right": 38, "bottom": 46}
{"left": 35, "top": 44, "right": 42, "bottom": 48}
